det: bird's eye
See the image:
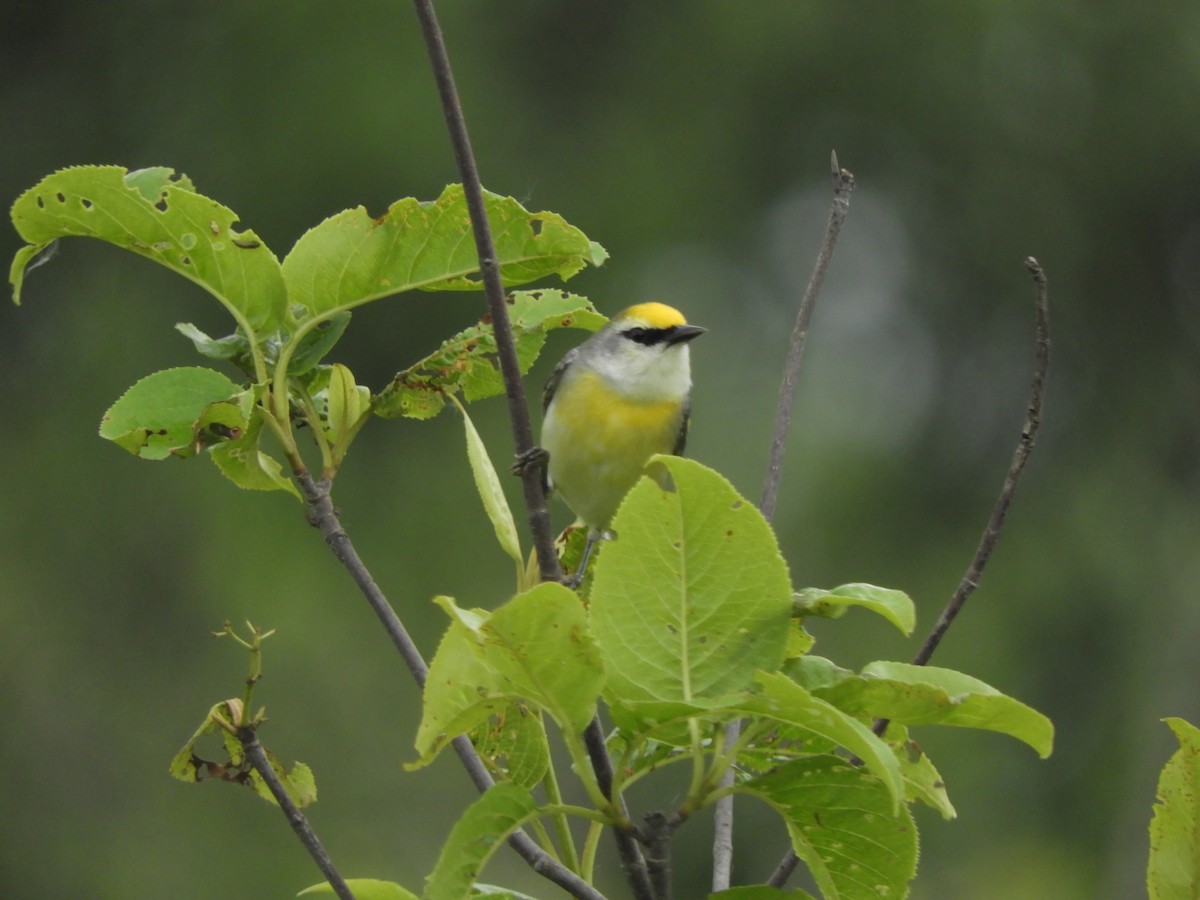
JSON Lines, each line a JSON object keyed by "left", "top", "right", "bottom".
{"left": 622, "top": 326, "right": 659, "bottom": 346}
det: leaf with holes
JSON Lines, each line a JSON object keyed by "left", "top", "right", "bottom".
{"left": 281, "top": 185, "right": 607, "bottom": 320}
{"left": 99, "top": 367, "right": 250, "bottom": 460}
{"left": 10, "top": 166, "right": 285, "bottom": 336}
{"left": 374, "top": 289, "right": 604, "bottom": 419}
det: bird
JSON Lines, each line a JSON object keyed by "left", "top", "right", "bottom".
{"left": 520, "top": 301, "right": 705, "bottom": 584}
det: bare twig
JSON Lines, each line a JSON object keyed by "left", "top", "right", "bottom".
{"left": 758, "top": 151, "right": 856, "bottom": 521}
{"left": 297, "top": 470, "right": 430, "bottom": 687}
{"left": 296, "top": 470, "right": 606, "bottom": 900}
{"left": 409, "top": 0, "right": 562, "bottom": 584}
{"left": 238, "top": 726, "right": 355, "bottom": 900}
{"left": 906, "top": 257, "right": 1050, "bottom": 670}
{"left": 714, "top": 153, "right": 855, "bottom": 893}
{"left": 770, "top": 258, "right": 1051, "bottom": 889}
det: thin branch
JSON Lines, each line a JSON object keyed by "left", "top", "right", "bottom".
{"left": 759, "top": 151, "right": 857, "bottom": 521}
{"left": 238, "top": 726, "right": 355, "bottom": 900}
{"left": 766, "top": 852, "right": 802, "bottom": 892}
{"left": 409, "top": 0, "right": 562, "bottom": 584}
{"left": 906, "top": 256, "right": 1050, "bottom": 670}
{"left": 770, "top": 258, "right": 1052, "bottom": 889}
{"left": 297, "top": 470, "right": 430, "bottom": 687}
{"left": 714, "top": 153, "right": 856, "bottom": 894}
{"left": 296, "top": 470, "right": 606, "bottom": 900}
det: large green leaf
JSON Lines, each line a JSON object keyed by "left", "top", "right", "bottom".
{"left": 374, "top": 289, "right": 604, "bottom": 419}
{"left": 737, "top": 756, "right": 918, "bottom": 900}
{"left": 10, "top": 166, "right": 285, "bottom": 335}
{"left": 99, "top": 367, "right": 249, "bottom": 460}
{"left": 281, "top": 185, "right": 607, "bottom": 319}
{"left": 1148, "top": 717, "right": 1200, "bottom": 899}
{"left": 589, "top": 456, "right": 793, "bottom": 707}
{"left": 806, "top": 661, "right": 1054, "bottom": 758}
{"left": 424, "top": 783, "right": 539, "bottom": 900}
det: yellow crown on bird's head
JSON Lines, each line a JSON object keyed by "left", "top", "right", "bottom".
{"left": 615, "top": 302, "right": 689, "bottom": 330}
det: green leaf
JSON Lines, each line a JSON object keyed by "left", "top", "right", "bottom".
{"left": 708, "top": 888, "right": 817, "bottom": 900}
{"left": 589, "top": 456, "right": 793, "bottom": 707}
{"left": 884, "top": 723, "right": 956, "bottom": 820}
{"left": 176, "top": 322, "right": 253, "bottom": 364}
{"left": 11, "top": 166, "right": 285, "bottom": 335}
{"left": 737, "top": 671, "right": 905, "bottom": 812}
{"left": 793, "top": 583, "right": 916, "bottom": 636}
{"left": 411, "top": 611, "right": 505, "bottom": 769}
{"left": 209, "top": 413, "right": 301, "bottom": 499}
{"left": 449, "top": 395, "right": 521, "bottom": 565}
{"left": 1148, "top": 717, "right": 1200, "bottom": 899}
{"left": 252, "top": 753, "right": 317, "bottom": 809}
{"left": 469, "top": 702, "right": 550, "bottom": 789}
{"left": 737, "top": 756, "right": 918, "bottom": 900}
{"left": 424, "top": 783, "right": 540, "bottom": 900}
{"left": 413, "top": 586, "right": 605, "bottom": 766}
{"left": 374, "top": 289, "right": 604, "bottom": 420}
{"left": 286, "top": 311, "right": 352, "bottom": 376}
{"left": 298, "top": 878, "right": 417, "bottom": 899}
{"left": 99, "top": 367, "right": 248, "bottom": 460}
{"left": 811, "top": 661, "right": 1054, "bottom": 758}
{"left": 281, "top": 186, "right": 606, "bottom": 320}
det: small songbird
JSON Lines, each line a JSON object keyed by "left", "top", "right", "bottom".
{"left": 530, "top": 302, "right": 705, "bottom": 581}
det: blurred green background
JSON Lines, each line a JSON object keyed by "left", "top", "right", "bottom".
{"left": 3, "top": 2, "right": 1198, "bottom": 897}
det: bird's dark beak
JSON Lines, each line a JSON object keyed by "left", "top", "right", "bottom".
{"left": 665, "top": 324, "right": 706, "bottom": 345}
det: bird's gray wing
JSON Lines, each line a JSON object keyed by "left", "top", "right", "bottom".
{"left": 542, "top": 347, "right": 579, "bottom": 412}
{"left": 673, "top": 393, "right": 692, "bottom": 455}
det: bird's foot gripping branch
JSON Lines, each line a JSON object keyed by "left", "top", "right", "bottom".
{"left": 10, "top": 166, "right": 1055, "bottom": 899}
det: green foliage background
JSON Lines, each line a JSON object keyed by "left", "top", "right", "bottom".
{"left": 2, "top": 3, "right": 1197, "bottom": 898}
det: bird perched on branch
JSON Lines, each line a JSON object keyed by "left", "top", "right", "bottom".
{"left": 517, "top": 302, "right": 705, "bottom": 584}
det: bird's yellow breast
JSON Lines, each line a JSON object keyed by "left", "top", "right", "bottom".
{"left": 542, "top": 370, "right": 685, "bottom": 530}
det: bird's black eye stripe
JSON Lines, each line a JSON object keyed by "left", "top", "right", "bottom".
{"left": 622, "top": 326, "right": 669, "bottom": 346}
